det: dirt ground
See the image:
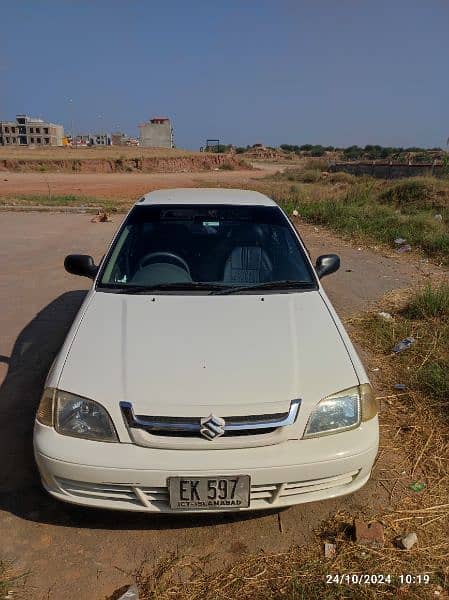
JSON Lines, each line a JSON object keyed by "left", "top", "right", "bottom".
{"left": 0, "top": 211, "right": 446, "bottom": 599}
{"left": 0, "top": 165, "right": 276, "bottom": 201}
{"left": 0, "top": 147, "right": 201, "bottom": 160}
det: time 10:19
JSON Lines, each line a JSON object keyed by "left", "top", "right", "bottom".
{"left": 399, "top": 574, "right": 430, "bottom": 585}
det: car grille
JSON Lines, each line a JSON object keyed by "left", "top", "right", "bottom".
{"left": 120, "top": 400, "right": 300, "bottom": 439}
{"left": 55, "top": 470, "right": 359, "bottom": 510}
{"left": 251, "top": 470, "right": 360, "bottom": 503}
{"left": 55, "top": 477, "right": 170, "bottom": 509}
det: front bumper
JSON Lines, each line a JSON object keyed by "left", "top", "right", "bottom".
{"left": 34, "top": 417, "right": 379, "bottom": 512}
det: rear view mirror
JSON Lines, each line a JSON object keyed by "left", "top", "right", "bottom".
{"left": 315, "top": 254, "right": 340, "bottom": 279}
{"left": 64, "top": 254, "right": 98, "bottom": 279}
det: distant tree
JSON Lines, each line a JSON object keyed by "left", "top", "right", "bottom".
{"left": 343, "top": 145, "right": 363, "bottom": 160}
{"left": 280, "top": 144, "right": 300, "bottom": 153}
{"left": 207, "top": 143, "right": 233, "bottom": 153}
{"left": 310, "top": 145, "right": 325, "bottom": 157}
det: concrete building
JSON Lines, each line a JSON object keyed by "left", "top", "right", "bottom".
{"left": 73, "top": 134, "right": 90, "bottom": 147}
{"left": 138, "top": 117, "right": 173, "bottom": 148}
{"left": 111, "top": 132, "right": 139, "bottom": 146}
{"left": 88, "top": 133, "right": 111, "bottom": 146}
{"left": 71, "top": 133, "right": 111, "bottom": 147}
{"left": 0, "top": 114, "right": 64, "bottom": 146}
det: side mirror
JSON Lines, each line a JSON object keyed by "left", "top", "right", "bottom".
{"left": 315, "top": 254, "right": 340, "bottom": 279}
{"left": 64, "top": 254, "right": 98, "bottom": 279}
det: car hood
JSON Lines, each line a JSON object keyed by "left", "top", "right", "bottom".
{"left": 58, "top": 290, "right": 358, "bottom": 418}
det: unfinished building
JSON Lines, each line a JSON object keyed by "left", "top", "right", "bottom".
{"left": 138, "top": 117, "right": 174, "bottom": 148}
{"left": 0, "top": 115, "right": 64, "bottom": 146}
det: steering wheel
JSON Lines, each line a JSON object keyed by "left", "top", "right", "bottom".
{"left": 137, "top": 251, "right": 191, "bottom": 275}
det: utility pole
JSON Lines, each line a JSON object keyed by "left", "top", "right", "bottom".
{"left": 68, "top": 98, "right": 75, "bottom": 147}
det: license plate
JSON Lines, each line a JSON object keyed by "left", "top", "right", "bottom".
{"left": 168, "top": 475, "right": 250, "bottom": 511}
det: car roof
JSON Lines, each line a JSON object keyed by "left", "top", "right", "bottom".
{"left": 137, "top": 188, "right": 277, "bottom": 207}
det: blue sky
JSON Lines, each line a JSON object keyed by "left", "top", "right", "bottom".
{"left": 1, "top": 1, "right": 448, "bottom": 149}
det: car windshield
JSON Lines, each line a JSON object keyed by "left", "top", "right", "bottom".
{"left": 98, "top": 204, "right": 315, "bottom": 292}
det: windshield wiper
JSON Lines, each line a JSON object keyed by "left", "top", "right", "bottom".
{"left": 210, "top": 280, "right": 315, "bottom": 295}
{"left": 99, "top": 282, "right": 228, "bottom": 294}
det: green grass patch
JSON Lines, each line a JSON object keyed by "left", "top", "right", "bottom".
{"left": 418, "top": 360, "right": 449, "bottom": 400}
{"left": 1, "top": 194, "right": 125, "bottom": 212}
{"left": 357, "top": 284, "right": 449, "bottom": 405}
{"left": 275, "top": 180, "right": 449, "bottom": 264}
{"left": 15, "top": 194, "right": 93, "bottom": 205}
{"left": 258, "top": 174, "right": 449, "bottom": 263}
{"left": 269, "top": 167, "right": 324, "bottom": 184}
{"left": 404, "top": 283, "right": 449, "bottom": 319}
{"left": 378, "top": 177, "right": 449, "bottom": 211}
{"left": 325, "top": 171, "right": 356, "bottom": 184}
{"left": 379, "top": 178, "right": 433, "bottom": 208}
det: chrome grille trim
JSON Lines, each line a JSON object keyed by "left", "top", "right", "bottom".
{"left": 119, "top": 399, "right": 301, "bottom": 436}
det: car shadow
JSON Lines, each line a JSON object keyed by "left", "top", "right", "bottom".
{"left": 0, "top": 291, "right": 275, "bottom": 530}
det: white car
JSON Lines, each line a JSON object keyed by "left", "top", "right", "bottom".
{"left": 34, "top": 188, "right": 378, "bottom": 513}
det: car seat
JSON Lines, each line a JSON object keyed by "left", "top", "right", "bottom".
{"left": 223, "top": 246, "right": 273, "bottom": 284}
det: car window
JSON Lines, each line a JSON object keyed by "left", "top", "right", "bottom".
{"left": 98, "top": 204, "right": 314, "bottom": 289}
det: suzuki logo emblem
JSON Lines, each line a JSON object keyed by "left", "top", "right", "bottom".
{"left": 200, "top": 414, "right": 225, "bottom": 440}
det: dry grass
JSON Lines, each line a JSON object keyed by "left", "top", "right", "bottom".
{"left": 0, "top": 561, "right": 26, "bottom": 599}
{"left": 107, "top": 286, "right": 449, "bottom": 599}
{"left": 109, "top": 530, "right": 449, "bottom": 599}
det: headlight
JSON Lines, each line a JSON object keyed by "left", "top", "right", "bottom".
{"left": 36, "top": 388, "right": 118, "bottom": 442}
{"left": 303, "top": 384, "right": 377, "bottom": 438}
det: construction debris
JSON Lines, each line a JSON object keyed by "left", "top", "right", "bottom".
{"left": 324, "top": 542, "right": 336, "bottom": 558}
{"left": 242, "top": 144, "right": 287, "bottom": 160}
{"left": 392, "top": 337, "right": 415, "bottom": 354}
{"left": 377, "top": 311, "right": 393, "bottom": 321}
{"left": 433, "top": 585, "right": 445, "bottom": 596}
{"left": 393, "top": 237, "right": 413, "bottom": 253}
{"left": 91, "top": 211, "right": 112, "bottom": 223}
{"left": 394, "top": 383, "right": 407, "bottom": 390}
{"left": 396, "top": 532, "right": 418, "bottom": 550}
{"left": 118, "top": 584, "right": 139, "bottom": 600}
{"left": 396, "top": 244, "right": 412, "bottom": 253}
{"left": 353, "top": 519, "right": 385, "bottom": 549}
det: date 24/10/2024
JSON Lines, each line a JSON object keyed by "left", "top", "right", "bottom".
{"left": 326, "top": 574, "right": 431, "bottom": 585}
